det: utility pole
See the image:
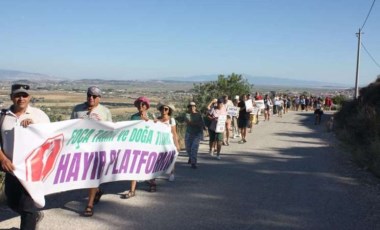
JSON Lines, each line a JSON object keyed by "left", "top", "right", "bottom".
{"left": 354, "top": 28, "right": 362, "bottom": 99}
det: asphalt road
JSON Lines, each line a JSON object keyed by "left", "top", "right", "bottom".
{"left": 1, "top": 111, "right": 380, "bottom": 230}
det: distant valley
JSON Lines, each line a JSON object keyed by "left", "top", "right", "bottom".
{"left": 0, "top": 69, "right": 351, "bottom": 89}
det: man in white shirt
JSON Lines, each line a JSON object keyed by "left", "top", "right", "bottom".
{"left": 0, "top": 83, "right": 50, "bottom": 230}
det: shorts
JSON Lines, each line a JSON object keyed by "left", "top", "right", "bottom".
{"left": 209, "top": 129, "right": 224, "bottom": 143}
{"left": 238, "top": 118, "right": 249, "bottom": 128}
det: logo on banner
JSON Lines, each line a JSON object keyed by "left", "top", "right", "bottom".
{"left": 25, "top": 134, "right": 64, "bottom": 182}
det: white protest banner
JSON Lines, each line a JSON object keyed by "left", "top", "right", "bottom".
{"left": 12, "top": 119, "right": 177, "bottom": 208}
{"left": 245, "top": 99, "right": 253, "bottom": 112}
{"left": 227, "top": 106, "right": 238, "bottom": 117}
{"left": 215, "top": 115, "right": 227, "bottom": 133}
{"left": 255, "top": 100, "right": 265, "bottom": 109}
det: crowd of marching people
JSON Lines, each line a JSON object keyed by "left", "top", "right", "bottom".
{"left": 0, "top": 83, "right": 334, "bottom": 229}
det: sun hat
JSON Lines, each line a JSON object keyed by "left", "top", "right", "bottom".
{"left": 87, "top": 86, "right": 102, "bottom": 97}
{"left": 157, "top": 101, "right": 175, "bottom": 112}
{"left": 134, "top": 96, "right": 150, "bottom": 109}
{"left": 187, "top": 102, "right": 196, "bottom": 107}
{"left": 11, "top": 83, "right": 30, "bottom": 95}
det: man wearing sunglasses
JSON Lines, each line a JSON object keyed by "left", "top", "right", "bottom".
{"left": 0, "top": 83, "right": 50, "bottom": 230}
{"left": 70, "top": 86, "right": 112, "bottom": 217}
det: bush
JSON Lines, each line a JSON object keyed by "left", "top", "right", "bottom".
{"left": 334, "top": 78, "right": 380, "bottom": 176}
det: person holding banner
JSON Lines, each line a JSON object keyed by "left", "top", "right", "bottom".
{"left": 185, "top": 102, "right": 204, "bottom": 169}
{"left": 264, "top": 94, "right": 272, "bottom": 121}
{"left": 155, "top": 101, "right": 180, "bottom": 180}
{"left": 71, "top": 86, "right": 112, "bottom": 217}
{"left": 237, "top": 95, "right": 250, "bottom": 144}
{"left": 207, "top": 98, "right": 227, "bottom": 160}
{"left": 121, "top": 96, "right": 155, "bottom": 198}
{"left": 0, "top": 83, "right": 50, "bottom": 230}
{"left": 231, "top": 96, "right": 240, "bottom": 139}
{"left": 222, "top": 95, "right": 233, "bottom": 146}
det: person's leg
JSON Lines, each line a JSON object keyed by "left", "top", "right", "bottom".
{"left": 86, "top": 188, "right": 96, "bottom": 208}
{"left": 315, "top": 114, "right": 319, "bottom": 125}
{"left": 225, "top": 117, "right": 231, "bottom": 145}
{"left": 216, "top": 141, "right": 222, "bottom": 155}
{"left": 216, "top": 133, "right": 223, "bottom": 159}
{"left": 120, "top": 181, "right": 137, "bottom": 199}
{"left": 249, "top": 114, "right": 253, "bottom": 133}
{"left": 185, "top": 132, "right": 191, "bottom": 163}
{"left": 264, "top": 110, "right": 267, "bottom": 121}
{"left": 5, "top": 173, "right": 39, "bottom": 229}
{"left": 130, "top": 180, "right": 137, "bottom": 192}
{"left": 19, "top": 190, "right": 40, "bottom": 229}
{"left": 190, "top": 133, "right": 202, "bottom": 167}
{"left": 209, "top": 130, "right": 216, "bottom": 155}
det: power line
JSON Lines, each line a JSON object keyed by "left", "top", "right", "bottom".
{"left": 361, "top": 42, "right": 380, "bottom": 68}
{"left": 361, "top": 0, "right": 376, "bottom": 30}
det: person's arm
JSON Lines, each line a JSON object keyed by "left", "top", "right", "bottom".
{"left": 170, "top": 119, "right": 180, "bottom": 152}
{"left": 207, "top": 99, "right": 217, "bottom": 110}
{"left": 140, "top": 112, "right": 150, "bottom": 121}
{"left": 171, "top": 127, "right": 180, "bottom": 152}
{"left": 0, "top": 149, "right": 15, "bottom": 172}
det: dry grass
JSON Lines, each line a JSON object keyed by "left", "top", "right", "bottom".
{"left": 0, "top": 88, "right": 184, "bottom": 121}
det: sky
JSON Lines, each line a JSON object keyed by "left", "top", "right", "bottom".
{"left": 0, "top": 0, "right": 379, "bottom": 86}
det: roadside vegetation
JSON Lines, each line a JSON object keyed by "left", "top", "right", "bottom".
{"left": 334, "top": 77, "right": 380, "bottom": 177}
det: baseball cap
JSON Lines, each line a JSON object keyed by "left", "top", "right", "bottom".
{"left": 87, "top": 86, "right": 102, "bottom": 97}
{"left": 11, "top": 84, "right": 30, "bottom": 95}
{"left": 217, "top": 98, "right": 224, "bottom": 104}
{"left": 188, "top": 102, "right": 196, "bottom": 106}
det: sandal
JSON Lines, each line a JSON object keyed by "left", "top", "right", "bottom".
{"left": 120, "top": 190, "right": 135, "bottom": 199}
{"left": 93, "top": 189, "right": 103, "bottom": 204}
{"left": 83, "top": 206, "right": 93, "bottom": 217}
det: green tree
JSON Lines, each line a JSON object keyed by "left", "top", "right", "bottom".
{"left": 191, "top": 73, "right": 253, "bottom": 112}
{"left": 332, "top": 94, "right": 347, "bottom": 106}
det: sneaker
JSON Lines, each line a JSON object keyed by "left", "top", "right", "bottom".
{"left": 169, "top": 173, "right": 175, "bottom": 182}
{"left": 216, "top": 156, "right": 221, "bottom": 160}
{"left": 238, "top": 140, "right": 245, "bottom": 144}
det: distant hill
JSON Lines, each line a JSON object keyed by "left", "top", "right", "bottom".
{"left": 161, "top": 74, "right": 351, "bottom": 88}
{"left": 0, "top": 69, "right": 57, "bottom": 81}
{"left": 0, "top": 69, "right": 350, "bottom": 88}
